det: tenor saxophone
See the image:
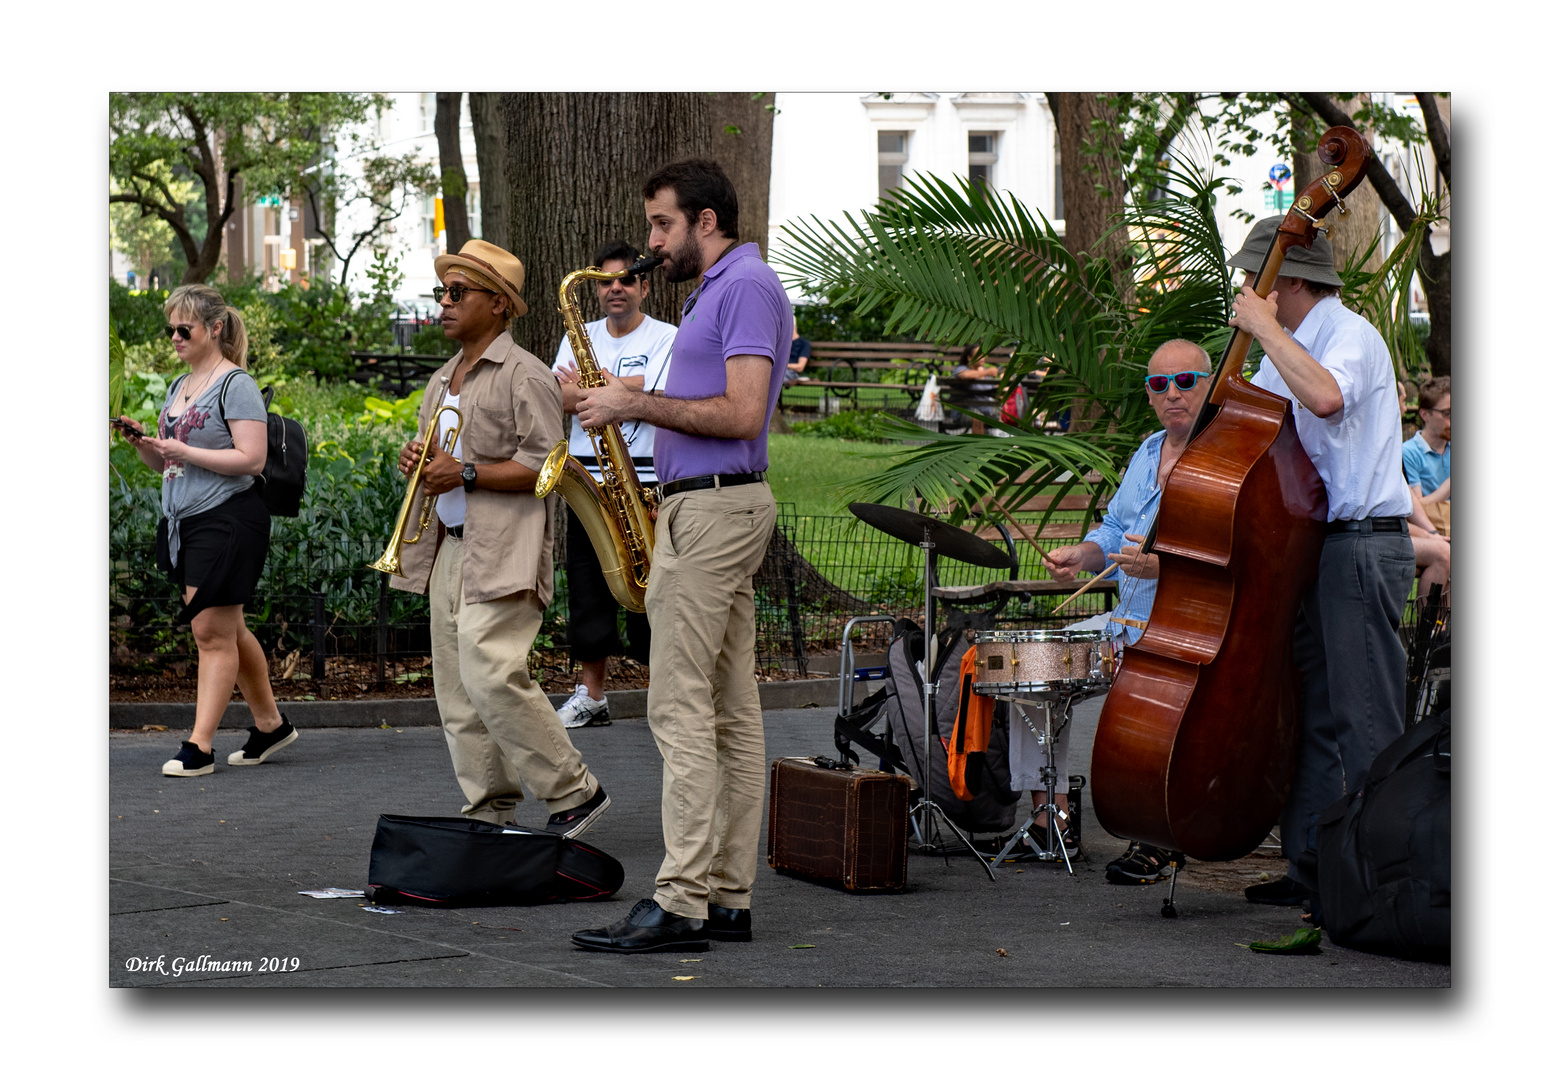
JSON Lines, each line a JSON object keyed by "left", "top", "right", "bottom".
{"left": 535, "top": 255, "right": 663, "bottom": 613}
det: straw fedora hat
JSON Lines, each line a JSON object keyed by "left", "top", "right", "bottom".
{"left": 434, "top": 239, "right": 528, "bottom": 317}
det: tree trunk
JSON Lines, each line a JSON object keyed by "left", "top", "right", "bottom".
{"left": 469, "top": 92, "right": 508, "bottom": 251}
{"left": 500, "top": 93, "right": 711, "bottom": 359}
{"left": 1294, "top": 92, "right": 1450, "bottom": 377}
{"left": 435, "top": 92, "right": 471, "bottom": 254}
{"left": 1291, "top": 97, "right": 1384, "bottom": 275}
{"left": 1046, "top": 91, "right": 1133, "bottom": 305}
{"left": 707, "top": 93, "right": 775, "bottom": 259}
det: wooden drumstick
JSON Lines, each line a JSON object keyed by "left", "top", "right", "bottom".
{"left": 1052, "top": 563, "right": 1119, "bottom": 613}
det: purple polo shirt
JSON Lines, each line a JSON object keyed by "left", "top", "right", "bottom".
{"left": 653, "top": 242, "right": 792, "bottom": 482}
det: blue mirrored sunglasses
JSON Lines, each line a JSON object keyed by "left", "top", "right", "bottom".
{"left": 1145, "top": 370, "right": 1209, "bottom": 393}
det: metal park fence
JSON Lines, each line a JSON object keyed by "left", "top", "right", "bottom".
{"left": 108, "top": 503, "right": 1443, "bottom": 697}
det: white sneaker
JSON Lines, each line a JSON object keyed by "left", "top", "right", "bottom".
{"left": 557, "top": 684, "right": 611, "bottom": 728}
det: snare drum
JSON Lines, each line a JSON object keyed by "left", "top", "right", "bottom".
{"left": 971, "top": 629, "right": 1116, "bottom": 699}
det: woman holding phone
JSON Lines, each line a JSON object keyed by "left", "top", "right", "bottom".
{"left": 113, "top": 285, "right": 296, "bottom": 777}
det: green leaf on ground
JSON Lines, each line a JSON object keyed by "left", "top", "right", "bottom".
{"left": 789, "top": 944, "right": 816, "bottom": 949}
{"left": 1247, "top": 927, "right": 1322, "bottom": 954}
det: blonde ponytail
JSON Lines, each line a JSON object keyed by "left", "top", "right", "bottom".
{"left": 220, "top": 305, "right": 249, "bottom": 370}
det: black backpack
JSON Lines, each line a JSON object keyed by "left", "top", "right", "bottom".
{"left": 217, "top": 371, "right": 308, "bottom": 517}
{"left": 834, "top": 617, "right": 1019, "bottom": 834}
{"left": 1311, "top": 709, "right": 1451, "bottom": 963}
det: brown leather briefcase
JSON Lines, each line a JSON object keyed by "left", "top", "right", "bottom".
{"left": 766, "top": 756, "right": 912, "bottom": 892}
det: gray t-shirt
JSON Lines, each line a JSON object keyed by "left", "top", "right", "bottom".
{"left": 158, "top": 369, "right": 268, "bottom": 565}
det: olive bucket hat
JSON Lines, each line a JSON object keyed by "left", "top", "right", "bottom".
{"left": 1228, "top": 214, "right": 1344, "bottom": 288}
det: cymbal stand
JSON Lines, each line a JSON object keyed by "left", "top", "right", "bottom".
{"left": 985, "top": 694, "right": 1074, "bottom": 874}
{"left": 910, "top": 525, "right": 996, "bottom": 882}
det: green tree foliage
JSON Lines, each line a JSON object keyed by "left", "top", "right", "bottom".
{"left": 110, "top": 93, "right": 383, "bottom": 284}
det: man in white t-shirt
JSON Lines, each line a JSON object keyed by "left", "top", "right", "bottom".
{"left": 551, "top": 240, "right": 678, "bottom": 728}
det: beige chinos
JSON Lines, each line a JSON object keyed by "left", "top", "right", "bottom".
{"left": 645, "top": 482, "right": 777, "bottom": 920}
{"left": 429, "top": 535, "right": 598, "bottom": 825}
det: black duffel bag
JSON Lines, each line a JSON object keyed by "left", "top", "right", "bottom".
{"left": 367, "top": 815, "right": 624, "bottom": 907}
{"left": 1312, "top": 709, "right": 1450, "bottom": 963}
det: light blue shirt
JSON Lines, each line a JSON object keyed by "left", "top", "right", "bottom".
{"left": 1083, "top": 430, "right": 1166, "bottom": 646}
{"left": 1401, "top": 431, "right": 1450, "bottom": 495}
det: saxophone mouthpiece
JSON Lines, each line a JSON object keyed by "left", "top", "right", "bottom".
{"left": 627, "top": 255, "right": 664, "bottom": 276}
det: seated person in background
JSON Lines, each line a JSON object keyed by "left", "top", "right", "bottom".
{"left": 1032, "top": 339, "right": 1213, "bottom": 877}
{"left": 1400, "top": 376, "right": 1451, "bottom": 602}
{"left": 949, "top": 346, "right": 1004, "bottom": 434}
{"left": 1403, "top": 375, "right": 1451, "bottom": 536}
{"left": 783, "top": 326, "right": 811, "bottom": 383}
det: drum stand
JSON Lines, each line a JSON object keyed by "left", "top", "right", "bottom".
{"left": 984, "top": 694, "right": 1075, "bottom": 874}
{"left": 911, "top": 528, "right": 997, "bottom": 883}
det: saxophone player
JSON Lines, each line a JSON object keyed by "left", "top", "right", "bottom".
{"left": 551, "top": 240, "right": 677, "bottom": 729}
{"left": 389, "top": 239, "right": 611, "bottom": 838}
{"left": 571, "top": 160, "right": 791, "bottom": 954}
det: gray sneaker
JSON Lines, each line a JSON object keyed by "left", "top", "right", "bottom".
{"left": 557, "top": 684, "right": 611, "bottom": 728}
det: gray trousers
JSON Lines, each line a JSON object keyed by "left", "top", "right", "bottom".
{"left": 1280, "top": 528, "right": 1416, "bottom": 879}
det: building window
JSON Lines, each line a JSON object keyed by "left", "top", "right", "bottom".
{"left": 968, "top": 131, "right": 998, "bottom": 189}
{"left": 467, "top": 181, "right": 481, "bottom": 240}
{"left": 878, "top": 130, "right": 909, "bottom": 200}
{"left": 419, "top": 93, "right": 437, "bottom": 133}
{"left": 423, "top": 193, "right": 438, "bottom": 245}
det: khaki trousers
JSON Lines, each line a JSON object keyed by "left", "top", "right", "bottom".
{"left": 645, "top": 483, "right": 777, "bottom": 920}
{"left": 430, "top": 535, "right": 597, "bottom": 824}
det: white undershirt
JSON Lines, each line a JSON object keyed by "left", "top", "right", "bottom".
{"left": 434, "top": 390, "right": 466, "bottom": 528}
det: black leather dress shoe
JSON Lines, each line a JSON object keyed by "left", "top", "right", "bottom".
{"left": 571, "top": 898, "right": 709, "bottom": 954}
{"left": 706, "top": 904, "right": 752, "bottom": 942}
{"left": 1244, "top": 876, "right": 1309, "bottom": 906}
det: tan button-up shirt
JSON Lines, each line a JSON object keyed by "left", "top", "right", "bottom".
{"left": 389, "top": 333, "right": 563, "bottom": 606}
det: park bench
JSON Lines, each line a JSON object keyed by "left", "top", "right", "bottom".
{"left": 348, "top": 352, "right": 449, "bottom": 399}
{"left": 782, "top": 341, "right": 1017, "bottom": 413}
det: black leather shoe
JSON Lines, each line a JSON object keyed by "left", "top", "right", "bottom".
{"left": 1244, "top": 875, "right": 1309, "bottom": 906}
{"left": 571, "top": 899, "right": 709, "bottom": 954}
{"left": 706, "top": 904, "right": 752, "bottom": 942}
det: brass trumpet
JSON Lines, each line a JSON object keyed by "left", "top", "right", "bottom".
{"left": 368, "top": 376, "right": 463, "bottom": 576}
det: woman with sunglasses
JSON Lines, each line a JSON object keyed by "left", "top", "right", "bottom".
{"left": 113, "top": 285, "right": 296, "bottom": 778}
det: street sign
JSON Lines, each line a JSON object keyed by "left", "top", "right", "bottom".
{"left": 1268, "top": 163, "right": 1292, "bottom": 188}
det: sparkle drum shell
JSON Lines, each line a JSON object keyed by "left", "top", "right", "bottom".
{"left": 972, "top": 629, "right": 1115, "bottom": 699}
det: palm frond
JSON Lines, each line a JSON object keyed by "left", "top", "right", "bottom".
{"left": 772, "top": 151, "right": 1240, "bottom": 521}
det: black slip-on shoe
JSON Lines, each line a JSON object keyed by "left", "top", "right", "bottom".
{"left": 162, "top": 741, "right": 215, "bottom": 778}
{"left": 706, "top": 904, "right": 752, "bottom": 942}
{"left": 571, "top": 898, "right": 709, "bottom": 954}
{"left": 544, "top": 786, "right": 610, "bottom": 838}
{"left": 227, "top": 717, "right": 298, "bottom": 766}
{"left": 1244, "top": 875, "right": 1309, "bottom": 906}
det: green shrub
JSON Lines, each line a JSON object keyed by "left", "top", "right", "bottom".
{"left": 109, "top": 281, "right": 170, "bottom": 345}
{"left": 410, "top": 325, "right": 458, "bottom": 356}
{"left": 790, "top": 410, "right": 888, "bottom": 442}
{"left": 794, "top": 296, "right": 893, "bottom": 343}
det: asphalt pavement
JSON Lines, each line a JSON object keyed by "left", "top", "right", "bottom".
{"left": 109, "top": 696, "right": 1451, "bottom": 989}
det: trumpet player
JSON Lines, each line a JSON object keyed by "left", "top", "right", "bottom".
{"left": 389, "top": 239, "right": 610, "bottom": 838}
{"left": 551, "top": 239, "right": 677, "bottom": 729}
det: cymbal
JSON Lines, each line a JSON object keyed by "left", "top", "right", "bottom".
{"left": 848, "top": 502, "right": 1013, "bottom": 570}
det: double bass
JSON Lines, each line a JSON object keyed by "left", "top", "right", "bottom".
{"left": 1089, "top": 126, "right": 1373, "bottom": 861}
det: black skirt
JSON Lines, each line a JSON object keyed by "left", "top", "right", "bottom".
{"left": 156, "top": 485, "right": 271, "bottom": 624}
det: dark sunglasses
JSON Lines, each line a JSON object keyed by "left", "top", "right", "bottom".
{"left": 164, "top": 324, "right": 195, "bottom": 341}
{"left": 603, "top": 273, "right": 641, "bottom": 287}
{"left": 1145, "top": 370, "right": 1210, "bottom": 393}
{"left": 432, "top": 284, "right": 496, "bottom": 304}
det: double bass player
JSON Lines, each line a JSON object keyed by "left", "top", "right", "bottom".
{"left": 1225, "top": 216, "right": 1416, "bottom": 906}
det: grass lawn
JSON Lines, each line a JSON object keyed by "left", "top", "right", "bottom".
{"left": 766, "top": 434, "right": 905, "bottom": 517}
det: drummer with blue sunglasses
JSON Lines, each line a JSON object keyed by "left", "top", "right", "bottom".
{"left": 1006, "top": 339, "right": 1212, "bottom": 870}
